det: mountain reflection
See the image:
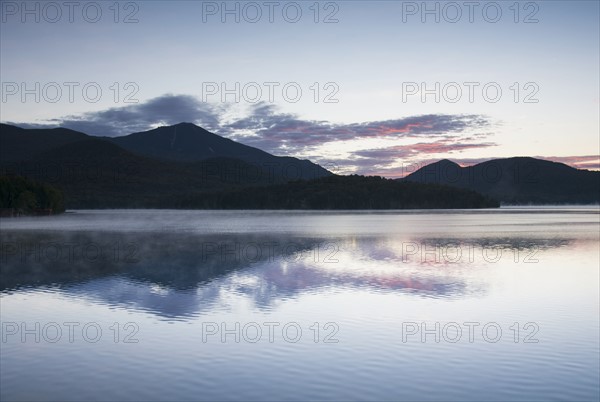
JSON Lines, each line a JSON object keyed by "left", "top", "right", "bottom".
{"left": 0, "top": 230, "right": 576, "bottom": 319}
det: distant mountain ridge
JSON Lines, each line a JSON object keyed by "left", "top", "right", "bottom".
{"left": 0, "top": 122, "right": 332, "bottom": 207}
{"left": 0, "top": 124, "right": 89, "bottom": 161}
{"left": 0, "top": 122, "right": 501, "bottom": 209}
{"left": 2, "top": 122, "right": 597, "bottom": 208}
{"left": 1, "top": 122, "right": 331, "bottom": 181}
{"left": 402, "top": 157, "right": 600, "bottom": 204}
{"left": 107, "top": 122, "right": 331, "bottom": 180}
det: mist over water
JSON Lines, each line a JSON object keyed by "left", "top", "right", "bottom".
{"left": 1, "top": 208, "right": 599, "bottom": 401}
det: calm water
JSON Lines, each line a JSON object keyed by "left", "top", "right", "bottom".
{"left": 1, "top": 208, "right": 599, "bottom": 401}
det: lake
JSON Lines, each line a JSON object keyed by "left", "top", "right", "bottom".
{"left": 1, "top": 208, "right": 599, "bottom": 401}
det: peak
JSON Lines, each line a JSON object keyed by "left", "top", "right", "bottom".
{"left": 136, "top": 122, "right": 212, "bottom": 136}
{"left": 168, "top": 122, "right": 212, "bottom": 133}
{"left": 436, "top": 159, "right": 459, "bottom": 166}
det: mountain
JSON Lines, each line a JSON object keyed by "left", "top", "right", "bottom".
{"left": 0, "top": 122, "right": 500, "bottom": 209}
{"left": 0, "top": 124, "right": 318, "bottom": 207}
{"left": 0, "top": 123, "right": 89, "bottom": 161}
{"left": 107, "top": 122, "right": 331, "bottom": 180}
{"left": 403, "top": 157, "right": 600, "bottom": 204}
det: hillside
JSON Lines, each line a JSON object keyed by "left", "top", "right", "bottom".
{"left": 0, "top": 175, "right": 65, "bottom": 215}
{"left": 170, "top": 175, "right": 500, "bottom": 209}
{"left": 108, "top": 122, "right": 331, "bottom": 181}
{"left": 0, "top": 123, "right": 332, "bottom": 208}
{"left": 403, "top": 157, "right": 600, "bottom": 204}
{"left": 0, "top": 123, "right": 89, "bottom": 161}
{"left": 0, "top": 123, "right": 511, "bottom": 209}
{"left": 1, "top": 137, "right": 281, "bottom": 208}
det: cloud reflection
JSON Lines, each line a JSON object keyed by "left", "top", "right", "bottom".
{"left": 0, "top": 230, "right": 576, "bottom": 319}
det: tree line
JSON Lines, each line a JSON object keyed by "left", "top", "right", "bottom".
{"left": 0, "top": 175, "right": 65, "bottom": 215}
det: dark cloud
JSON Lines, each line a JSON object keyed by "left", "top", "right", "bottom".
{"left": 10, "top": 94, "right": 222, "bottom": 137}
{"left": 223, "top": 102, "right": 491, "bottom": 155}
{"left": 8, "top": 95, "right": 493, "bottom": 154}
{"left": 5, "top": 95, "right": 500, "bottom": 176}
{"left": 8, "top": 94, "right": 596, "bottom": 175}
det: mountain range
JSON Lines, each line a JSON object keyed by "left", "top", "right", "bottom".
{"left": 1, "top": 122, "right": 597, "bottom": 208}
{"left": 107, "top": 122, "right": 332, "bottom": 180}
{"left": 0, "top": 123, "right": 333, "bottom": 207}
{"left": 403, "top": 158, "right": 599, "bottom": 204}
{"left": 1, "top": 122, "right": 330, "bottom": 179}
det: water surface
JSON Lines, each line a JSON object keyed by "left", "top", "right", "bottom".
{"left": 1, "top": 208, "right": 599, "bottom": 401}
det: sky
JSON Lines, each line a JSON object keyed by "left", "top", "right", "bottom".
{"left": 1, "top": 0, "right": 599, "bottom": 176}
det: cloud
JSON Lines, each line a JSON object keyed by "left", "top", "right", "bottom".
{"left": 7, "top": 94, "right": 596, "bottom": 176}
{"left": 353, "top": 141, "right": 496, "bottom": 160}
{"left": 320, "top": 140, "right": 496, "bottom": 177}
{"left": 10, "top": 94, "right": 222, "bottom": 137}
{"left": 5, "top": 94, "right": 499, "bottom": 176}
{"left": 535, "top": 155, "right": 600, "bottom": 170}
{"left": 222, "top": 102, "right": 491, "bottom": 155}
{"left": 7, "top": 94, "right": 493, "bottom": 154}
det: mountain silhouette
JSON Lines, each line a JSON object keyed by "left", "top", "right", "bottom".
{"left": 0, "top": 123, "right": 89, "bottom": 161}
{"left": 0, "top": 123, "right": 500, "bottom": 209}
{"left": 108, "top": 122, "right": 331, "bottom": 180}
{"left": 403, "top": 157, "right": 600, "bottom": 204}
{"left": 0, "top": 124, "right": 322, "bottom": 207}
{"left": 3, "top": 123, "right": 596, "bottom": 208}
